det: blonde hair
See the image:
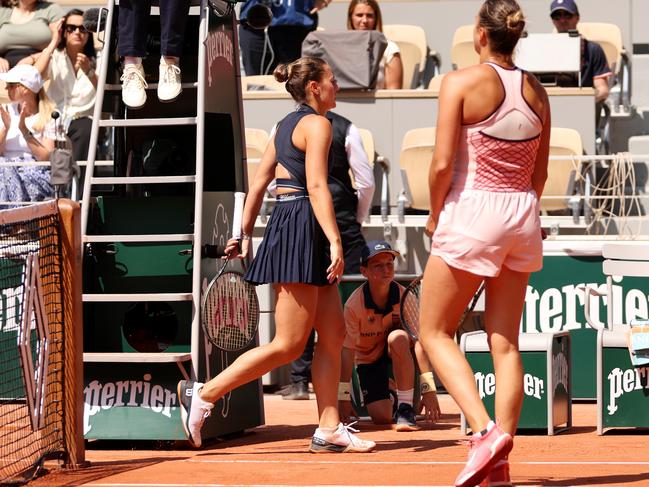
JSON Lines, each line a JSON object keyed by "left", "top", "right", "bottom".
{"left": 346, "top": 0, "right": 383, "bottom": 32}
{"left": 273, "top": 57, "right": 328, "bottom": 104}
{"left": 478, "top": 0, "right": 526, "bottom": 55}
{"left": 31, "top": 88, "right": 55, "bottom": 133}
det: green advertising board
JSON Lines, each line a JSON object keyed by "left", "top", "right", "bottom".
{"left": 602, "top": 347, "right": 649, "bottom": 430}
{"left": 526, "top": 247, "right": 649, "bottom": 399}
{"left": 461, "top": 331, "right": 571, "bottom": 434}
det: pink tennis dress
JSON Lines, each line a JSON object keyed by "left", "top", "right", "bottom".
{"left": 431, "top": 63, "right": 544, "bottom": 277}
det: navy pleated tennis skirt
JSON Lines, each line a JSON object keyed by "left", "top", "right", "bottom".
{"left": 245, "top": 192, "right": 330, "bottom": 286}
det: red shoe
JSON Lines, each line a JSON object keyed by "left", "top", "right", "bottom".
{"left": 479, "top": 459, "right": 513, "bottom": 487}
{"left": 455, "top": 425, "right": 513, "bottom": 487}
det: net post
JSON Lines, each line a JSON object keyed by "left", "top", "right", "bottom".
{"left": 57, "top": 199, "right": 87, "bottom": 468}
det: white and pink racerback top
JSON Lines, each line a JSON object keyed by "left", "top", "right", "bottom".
{"left": 431, "top": 63, "right": 546, "bottom": 277}
{"left": 452, "top": 62, "right": 543, "bottom": 193}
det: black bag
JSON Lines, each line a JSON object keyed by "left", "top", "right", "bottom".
{"left": 301, "top": 30, "right": 388, "bottom": 90}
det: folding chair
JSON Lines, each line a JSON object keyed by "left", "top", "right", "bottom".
{"left": 244, "top": 127, "right": 269, "bottom": 187}
{"left": 578, "top": 22, "right": 630, "bottom": 111}
{"left": 451, "top": 24, "right": 479, "bottom": 71}
{"left": 584, "top": 243, "right": 649, "bottom": 434}
{"left": 241, "top": 75, "right": 285, "bottom": 92}
{"left": 541, "top": 127, "right": 584, "bottom": 216}
{"left": 397, "top": 127, "right": 436, "bottom": 217}
{"left": 383, "top": 24, "right": 440, "bottom": 89}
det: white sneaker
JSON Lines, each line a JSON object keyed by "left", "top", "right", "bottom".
{"left": 158, "top": 58, "right": 182, "bottom": 102}
{"left": 178, "top": 380, "right": 213, "bottom": 448}
{"left": 120, "top": 63, "right": 147, "bottom": 109}
{"left": 309, "top": 422, "right": 376, "bottom": 453}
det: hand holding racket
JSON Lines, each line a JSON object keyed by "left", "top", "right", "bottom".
{"left": 201, "top": 192, "right": 260, "bottom": 352}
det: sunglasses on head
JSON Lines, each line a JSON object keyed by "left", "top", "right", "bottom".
{"left": 551, "top": 11, "right": 575, "bottom": 20}
{"left": 64, "top": 24, "right": 89, "bottom": 34}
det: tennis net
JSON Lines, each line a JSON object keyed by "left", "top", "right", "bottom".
{"left": 0, "top": 200, "right": 83, "bottom": 483}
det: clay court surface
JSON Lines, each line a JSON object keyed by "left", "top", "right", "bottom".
{"left": 30, "top": 394, "right": 649, "bottom": 487}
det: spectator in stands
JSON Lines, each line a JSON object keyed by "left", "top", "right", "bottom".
{"left": 118, "top": 0, "right": 190, "bottom": 109}
{"left": 339, "top": 240, "right": 441, "bottom": 431}
{"left": 550, "top": 0, "right": 612, "bottom": 102}
{"left": 279, "top": 110, "right": 375, "bottom": 400}
{"left": 347, "top": 0, "right": 403, "bottom": 89}
{"left": 239, "top": 0, "right": 330, "bottom": 76}
{"left": 0, "top": 64, "right": 55, "bottom": 204}
{"left": 25, "top": 10, "right": 97, "bottom": 162}
{"left": 0, "top": 0, "right": 62, "bottom": 71}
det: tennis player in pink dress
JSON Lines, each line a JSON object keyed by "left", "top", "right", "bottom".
{"left": 418, "top": 1, "right": 551, "bottom": 486}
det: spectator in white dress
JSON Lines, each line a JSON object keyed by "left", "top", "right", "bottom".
{"left": 0, "top": 63, "right": 55, "bottom": 205}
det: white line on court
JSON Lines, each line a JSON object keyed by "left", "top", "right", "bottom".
{"left": 86, "top": 485, "right": 463, "bottom": 487}
{"left": 185, "top": 459, "right": 649, "bottom": 466}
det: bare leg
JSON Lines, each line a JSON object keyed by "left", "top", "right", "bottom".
{"left": 418, "top": 255, "right": 488, "bottom": 433}
{"left": 311, "top": 284, "right": 346, "bottom": 428}
{"left": 388, "top": 329, "right": 415, "bottom": 390}
{"left": 366, "top": 400, "right": 393, "bottom": 424}
{"left": 199, "top": 283, "right": 316, "bottom": 403}
{"left": 484, "top": 266, "right": 529, "bottom": 436}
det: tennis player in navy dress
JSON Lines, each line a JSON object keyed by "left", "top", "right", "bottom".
{"left": 178, "top": 57, "right": 376, "bottom": 453}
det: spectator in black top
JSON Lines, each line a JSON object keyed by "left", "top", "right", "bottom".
{"left": 550, "top": 0, "right": 612, "bottom": 102}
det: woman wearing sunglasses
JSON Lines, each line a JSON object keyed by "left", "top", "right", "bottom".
{"left": 22, "top": 9, "right": 96, "bottom": 162}
{"left": 0, "top": 0, "right": 63, "bottom": 72}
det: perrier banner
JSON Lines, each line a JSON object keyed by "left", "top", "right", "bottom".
{"left": 526, "top": 251, "right": 649, "bottom": 399}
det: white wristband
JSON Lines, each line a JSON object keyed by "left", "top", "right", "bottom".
{"left": 338, "top": 382, "right": 351, "bottom": 401}
{"left": 420, "top": 372, "right": 437, "bottom": 394}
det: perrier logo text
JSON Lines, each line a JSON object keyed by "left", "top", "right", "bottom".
{"left": 608, "top": 366, "right": 649, "bottom": 415}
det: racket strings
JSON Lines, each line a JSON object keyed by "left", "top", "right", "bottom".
{"left": 400, "top": 279, "right": 422, "bottom": 340}
{"left": 203, "top": 272, "right": 259, "bottom": 351}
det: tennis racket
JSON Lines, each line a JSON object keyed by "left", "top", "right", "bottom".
{"left": 201, "top": 192, "right": 260, "bottom": 352}
{"left": 399, "top": 276, "right": 485, "bottom": 341}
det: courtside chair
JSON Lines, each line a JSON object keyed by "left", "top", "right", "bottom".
{"left": 358, "top": 128, "right": 390, "bottom": 221}
{"left": 241, "top": 75, "right": 285, "bottom": 92}
{"left": 427, "top": 73, "right": 445, "bottom": 92}
{"left": 542, "top": 127, "right": 585, "bottom": 217}
{"left": 577, "top": 22, "right": 630, "bottom": 112}
{"left": 451, "top": 24, "right": 479, "bottom": 71}
{"left": 583, "top": 243, "right": 649, "bottom": 434}
{"left": 383, "top": 24, "right": 440, "bottom": 89}
{"left": 244, "top": 127, "right": 269, "bottom": 188}
{"left": 397, "top": 127, "right": 436, "bottom": 218}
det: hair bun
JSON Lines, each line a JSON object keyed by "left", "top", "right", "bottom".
{"left": 273, "top": 64, "right": 290, "bottom": 83}
{"left": 506, "top": 10, "right": 525, "bottom": 32}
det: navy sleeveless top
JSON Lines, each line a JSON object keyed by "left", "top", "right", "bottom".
{"left": 274, "top": 104, "right": 331, "bottom": 191}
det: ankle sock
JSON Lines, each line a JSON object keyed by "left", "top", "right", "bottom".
{"left": 475, "top": 420, "right": 495, "bottom": 438}
{"left": 396, "top": 389, "right": 414, "bottom": 406}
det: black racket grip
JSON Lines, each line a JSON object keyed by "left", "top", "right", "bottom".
{"left": 201, "top": 244, "right": 227, "bottom": 259}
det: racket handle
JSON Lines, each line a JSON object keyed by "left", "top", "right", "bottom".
{"left": 201, "top": 244, "right": 227, "bottom": 259}
{"left": 232, "top": 192, "right": 245, "bottom": 240}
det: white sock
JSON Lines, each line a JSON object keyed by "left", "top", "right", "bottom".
{"left": 316, "top": 424, "right": 339, "bottom": 437}
{"left": 196, "top": 386, "right": 214, "bottom": 407}
{"left": 474, "top": 420, "right": 495, "bottom": 438}
{"left": 397, "top": 389, "right": 414, "bottom": 406}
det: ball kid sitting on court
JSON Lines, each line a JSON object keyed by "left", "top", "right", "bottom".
{"left": 338, "top": 240, "right": 441, "bottom": 431}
